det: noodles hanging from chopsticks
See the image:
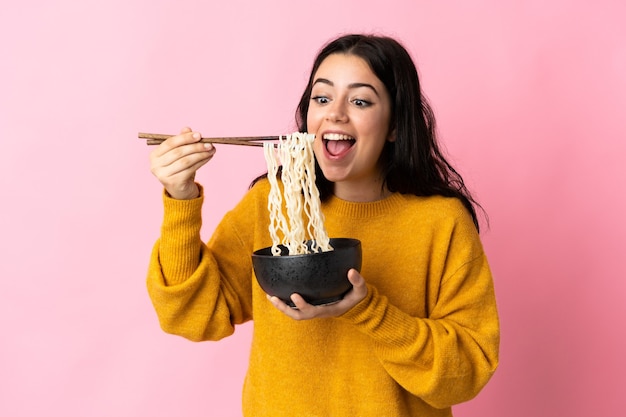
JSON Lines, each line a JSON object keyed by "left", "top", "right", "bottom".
{"left": 263, "top": 133, "right": 333, "bottom": 256}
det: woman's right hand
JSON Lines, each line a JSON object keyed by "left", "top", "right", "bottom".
{"left": 149, "top": 127, "right": 216, "bottom": 200}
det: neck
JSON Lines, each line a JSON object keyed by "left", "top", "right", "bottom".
{"left": 333, "top": 181, "right": 392, "bottom": 202}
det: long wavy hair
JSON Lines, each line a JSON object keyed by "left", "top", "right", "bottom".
{"left": 255, "top": 34, "right": 485, "bottom": 231}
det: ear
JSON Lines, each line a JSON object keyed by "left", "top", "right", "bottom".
{"left": 387, "top": 128, "right": 397, "bottom": 143}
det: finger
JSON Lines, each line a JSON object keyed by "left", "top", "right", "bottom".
{"left": 268, "top": 295, "right": 300, "bottom": 318}
{"left": 289, "top": 294, "right": 343, "bottom": 319}
{"left": 151, "top": 149, "right": 212, "bottom": 187}
{"left": 151, "top": 135, "right": 215, "bottom": 173}
{"left": 168, "top": 131, "right": 203, "bottom": 149}
{"left": 150, "top": 145, "right": 215, "bottom": 196}
{"left": 289, "top": 293, "right": 311, "bottom": 313}
{"left": 152, "top": 130, "right": 208, "bottom": 158}
{"left": 158, "top": 145, "right": 214, "bottom": 175}
{"left": 166, "top": 154, "right": 213, "bottom": 183}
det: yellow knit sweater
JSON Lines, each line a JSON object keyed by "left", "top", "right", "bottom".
{"left": 147, "top": 179, "right": 499, "bottom": 417}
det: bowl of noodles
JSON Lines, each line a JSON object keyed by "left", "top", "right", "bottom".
{"left": 252, "top": 238, "right": 362, "bottom": 307}
{"left": 254, "top": 133, "right": 361, "bottom": 306}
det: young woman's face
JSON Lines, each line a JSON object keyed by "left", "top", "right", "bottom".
{"left": 307, "top": 53, "right": 394, "bottom": 202}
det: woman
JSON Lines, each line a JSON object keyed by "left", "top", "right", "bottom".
{"left": 147, "top": 34, "right": 499, "bottom": 416}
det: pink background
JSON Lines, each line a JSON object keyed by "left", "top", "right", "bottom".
{"left": 1, "top": 1, "right": 625, "bottom": 416}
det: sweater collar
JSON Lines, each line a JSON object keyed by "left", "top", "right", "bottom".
{"left": 323, "top": 192, "right": 406, "bottom": 219}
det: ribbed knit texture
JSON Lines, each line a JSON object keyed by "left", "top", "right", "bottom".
{"left": 147, "top": 179, "right": 499, "bottom": 416}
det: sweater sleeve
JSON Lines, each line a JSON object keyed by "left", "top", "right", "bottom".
{"left": 146, "top": 186, "right": 254, "bottom": 342}
{"left": 339, "top": 218, "right": 500, "bottom": 408}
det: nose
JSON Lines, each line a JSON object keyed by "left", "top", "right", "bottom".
{"left": 326, "top": 99, "right": 348, "bottom": 123}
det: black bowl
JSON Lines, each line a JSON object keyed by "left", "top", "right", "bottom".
{"left": 252, "top": 238, "right": 362, "bottom": 307}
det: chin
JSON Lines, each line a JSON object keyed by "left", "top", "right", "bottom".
{"left": 319, "top": 169, "right": 348, "bottom": 184}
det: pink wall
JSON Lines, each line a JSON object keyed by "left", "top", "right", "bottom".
{"left": 1, "top": 1, "right": 624, "bottom": 416}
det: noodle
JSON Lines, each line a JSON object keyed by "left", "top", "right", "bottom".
{"left": 263, "top": 133, "right": 333, "bottom": 256}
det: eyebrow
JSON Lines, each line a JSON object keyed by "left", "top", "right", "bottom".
{"left": 312, "top": 78, "right": 380, "bottom": 96}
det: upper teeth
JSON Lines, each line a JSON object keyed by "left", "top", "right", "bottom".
{"left": 323, "top": 133, "right": 354, "bottom": 140}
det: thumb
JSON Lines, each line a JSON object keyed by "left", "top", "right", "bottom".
{"left": 347, "top": 268, "right": 364, "bottom": 287}
{"left": 346, "top": 268, "right": 368, "bottom": 302}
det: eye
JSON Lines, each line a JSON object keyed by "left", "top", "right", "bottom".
{"left": 352, "top": 98, "right": 371, "bottom": 107}
{"left": 311, "top": 95, "right": 330, "bottom": 105}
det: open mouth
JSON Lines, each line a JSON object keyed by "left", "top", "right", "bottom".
{"left": 323, "top": 133, "right": 355, "bottom": 157}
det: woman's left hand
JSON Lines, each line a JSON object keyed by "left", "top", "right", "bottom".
{"left": 267, "top": 269, "right": 368, "bottom": 320}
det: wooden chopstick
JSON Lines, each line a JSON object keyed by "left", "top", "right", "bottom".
{"left": 138, "top": 132, "right": 280, "bottom": 147}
